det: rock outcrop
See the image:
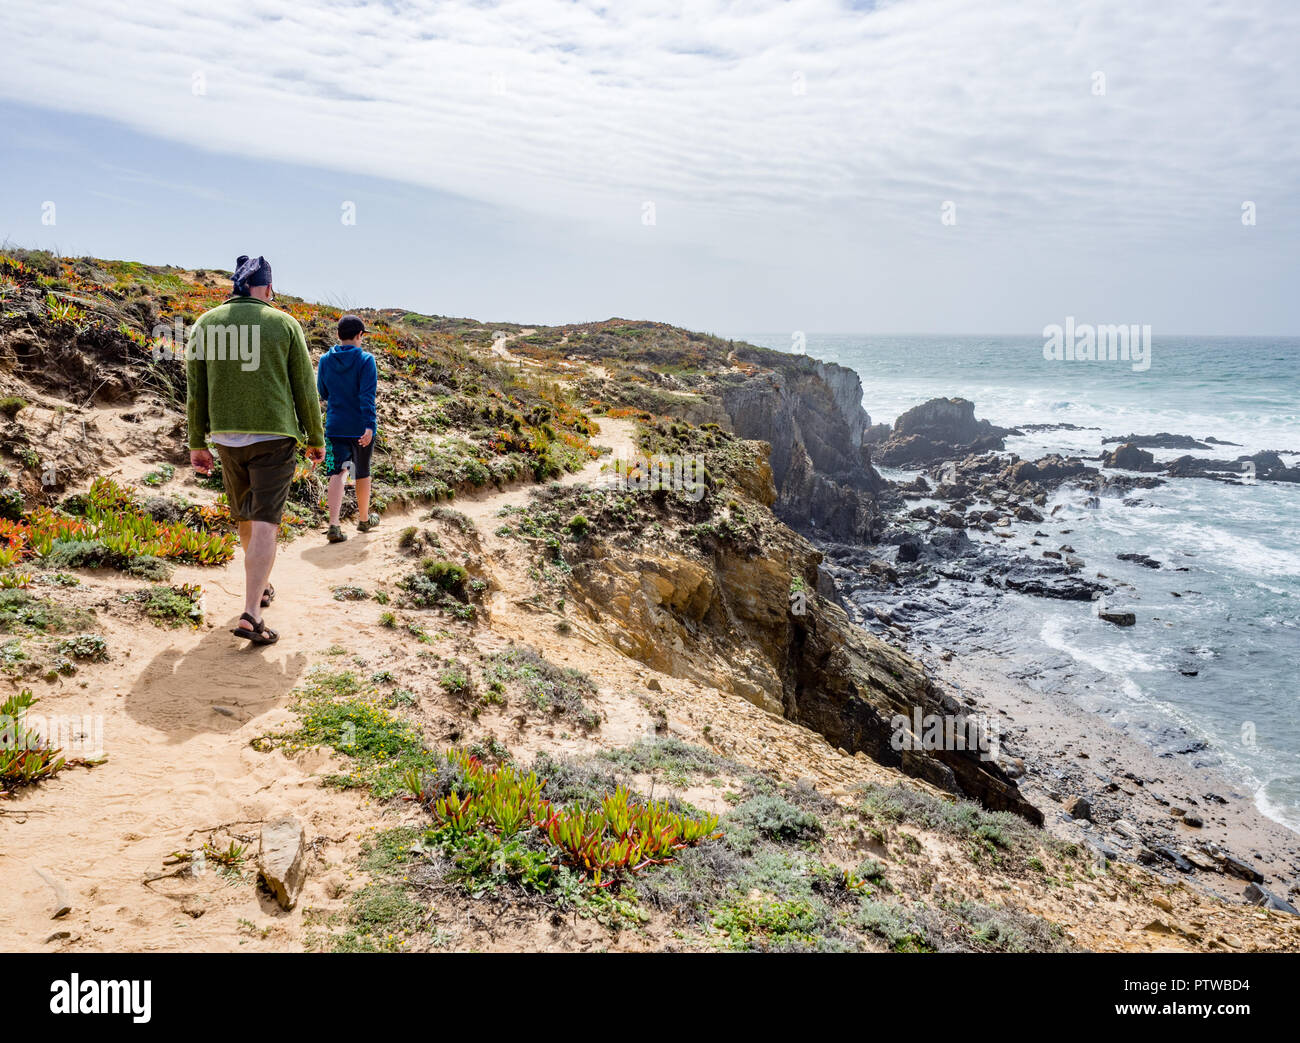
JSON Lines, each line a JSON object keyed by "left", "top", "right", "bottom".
{"left": 567, "top": 445, "right": 1041, "bottom": 823}
{"left": 875, "top": 398, "right": 1011, "bottom": 466}
{"left": 716, "top": 351, "right": 885, "bottom": 542}
{"left": 1102, "top": 442, "right": 1160, "bottom": 472}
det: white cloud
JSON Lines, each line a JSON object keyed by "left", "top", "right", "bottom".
{"left": 2, "top": 0, "right": 1296, "bottom": 255}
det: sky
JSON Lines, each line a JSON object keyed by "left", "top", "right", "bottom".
{"left": 0, "top": 0, "right": 1297, "bottom": 334}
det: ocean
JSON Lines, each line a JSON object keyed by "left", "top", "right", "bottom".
{"left": 731, "top": 333, "right": 1300, "bottom": 832}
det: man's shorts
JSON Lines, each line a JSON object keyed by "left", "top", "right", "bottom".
{"left": 326, "top": 437, "right": 374, "bottom": 480}
{"left": 215, "top": 437, "right": 298, "bottom": 525}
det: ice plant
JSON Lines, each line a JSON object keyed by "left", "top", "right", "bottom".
{"left": 415, "top": 750, "right": 720, "bottom": 885}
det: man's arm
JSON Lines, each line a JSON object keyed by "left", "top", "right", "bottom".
{"left": 185, "top": 319, "right": 213, "bottom": 471}
{"left": 288, "top": 318, "right": 326, "bottom": 451}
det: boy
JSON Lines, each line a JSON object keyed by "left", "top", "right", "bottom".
{"left": 316, "top": 314, "right": 379, "bottom": 542}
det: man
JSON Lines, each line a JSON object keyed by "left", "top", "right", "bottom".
{"left": 186, "top": 254, "right": 326, "bottom": 645}
{"left": 316, "top": 314, "right": 379, "bottom": 543}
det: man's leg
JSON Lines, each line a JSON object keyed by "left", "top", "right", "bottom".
{"left": 232, "top": 437, "right": 295, "bottom": 632}
{"left": 237, "top": 521, "right": 279, "bottom": 630}
{"left": 356, "top": 476, "right": 371, "bottom": 521}
{"left": 327, "top": 473, "right": 345, "bottom": 525}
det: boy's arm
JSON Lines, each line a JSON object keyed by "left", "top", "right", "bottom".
{"left": 288, "top": 319, "right": 325, "bottom": 448}
{"left": 316, "top": 355, "right": 328, "bottom": 403}
{"left": 185, "top": 319, "right": 209, "bottom": 450}
{"left": 361, "top": 354, "right": 378, "bottom": 433}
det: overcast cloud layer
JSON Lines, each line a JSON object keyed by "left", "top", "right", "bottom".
{"left": 1, "top": 0, "right": 1297, "bottom": 332}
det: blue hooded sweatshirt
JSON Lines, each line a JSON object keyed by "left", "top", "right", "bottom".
{"left": 316, "top": 343, "right": 378, "bottom": 439}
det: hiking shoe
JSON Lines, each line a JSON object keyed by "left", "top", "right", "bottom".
{"left": 357, "top": 514, "right": 380, "bottom": 533}
{"left": 327, "top": 525, "right": 347, "bottom": 543}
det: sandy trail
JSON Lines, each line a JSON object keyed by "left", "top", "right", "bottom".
{"left": 0, "top": 418, "right": 636, "bottom": 952}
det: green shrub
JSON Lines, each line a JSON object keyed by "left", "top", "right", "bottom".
{"left": 727, "top": 794, "right": 823, "bottom": 846}
{"left": 439, "top": 665, "right": 471, "bottom": 696}
{"left": 127, "top": 584, "right": 203, "bottom": 627}
{"left": 43, "top": 539, "right": 109, "bottom": 569}
{"left": 1, "top": 690, "right": 66, "bottom": 794}
{"left": 420, "top": 558, "right": 466, "bottom": 593}
{"left": 124, "top": 555, "right": 174, "bottom": 581}
{"left": 55, "top": 634, "right": 109, "bottom": 662}
{"left": 0, "top": 489, "right": 24, "bottom": 524}
{"left": 0, "top": 589, "right": 90, "bottom": 633}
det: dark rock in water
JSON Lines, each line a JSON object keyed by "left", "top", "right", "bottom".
{"left": 1019, "top": 422, "right": 1100, "bottom": 433}
{"left": 1102, "top": 432, "right": 1211, "bottom": 450}
{"left": 1165, "top": 450, "right": 1300, "bottom": 483}
{"left": 1000, "top": 568, "right": 1109, "bottom": 601}
{"left": 875, "top": 398, "right": 1010, "bottom": 465}
{"left": 893, "top": 396, "right": 1009, "bottom": 444}
{"left": 1099, "top": 610, "right": 1136, "bottom": 627}
{"left": 925, "top": 528, "right": 974, "bottom": 559}
{"left": 1203, "top": 436, "right": 1242, "bottom": 446}
{"left": 1248, "top": 450, "right": 1300, "bottom": 483}
{"left": 1243, "top": 883, "right": 1299, "bottom": 914}
{"left": 1165, "top": 454, "right": 1235, "bottom": 478}
{"left": 896, "top": 539, "right": 921, "bottom": 564}
{"left": 1117, "top": 552, "right": 1161, "bottom": 569}
{"left": 1103, "top": 442, "right": 1160, "bottom": 472}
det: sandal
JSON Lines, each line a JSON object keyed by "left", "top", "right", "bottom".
{"left": 357, "top": 514, "right": 380, "bottom": 533}
{"left": 231, "top": 612, "right": 279, "bottom": 645}
{"left": 260, "top": 584, "right": 275, "bottom": 608}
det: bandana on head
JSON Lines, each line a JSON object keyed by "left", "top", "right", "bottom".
{"left": 232, "top": 254, "right": 273, "bottom": 296}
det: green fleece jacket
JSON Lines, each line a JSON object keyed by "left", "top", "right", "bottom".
{"left": 185, "top": 296, "right": 325, "bottom": 450}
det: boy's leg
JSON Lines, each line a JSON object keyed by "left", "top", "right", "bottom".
{"left": 354, "top": 440, "right": 377, "bottom": 529}
{"left": 356, "top": 476, "right": 371, "bottom": 521}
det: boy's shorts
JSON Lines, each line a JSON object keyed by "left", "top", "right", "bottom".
{"left": 327, "top": 437, "right": 374, "bottom": 480}
{"left": 215, "top": 437, "right": 297, "bottom": 525}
